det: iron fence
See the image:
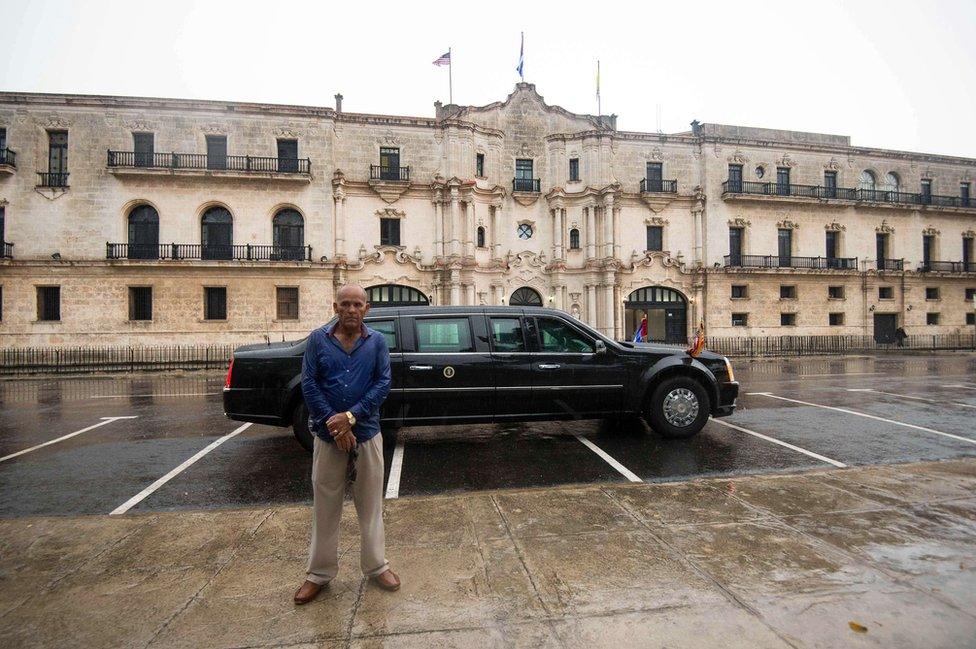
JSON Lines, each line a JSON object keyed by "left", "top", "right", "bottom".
{"left": 706, "top": 333, "right": 976, "bottom": 357}
{"left": 918, "top": 261, "right": 976, "bottom": 273}
{"left": 1, "top": 241, "right": 12, "bottom": 258}
{"left": 721, "top": 181, "right": 974, "bottom": 209}
{"left": 107, "top": 150, "right": 311, "bottom": 174}
{"left": 370, "top": 165, "right": 410, "bottom": 181}
{"left": 0, "top": 147, "right": 15, "bottom": 167}
{"left": 724, "top": 254, "right": 857, "bottom": 270}
{"left": 640, "top": 178, "right": 678, "bottom": 193}
{"left": 0, "top": 344, "right": 237, "bottom": 375}
{"left": 106, "top": 242, "right": 313, "bottom": 261}
{"left": 36, "top": 172, "right": 69, "bottom": 187}
{"left": 512, "top": 178, "right": 541, "bottom": 192}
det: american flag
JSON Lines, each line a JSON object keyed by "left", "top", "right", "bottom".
{"left": 432, "top": 51, "right": 451, "bottom": 66}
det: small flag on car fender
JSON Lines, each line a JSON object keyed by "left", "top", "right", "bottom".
{"left": 687, "top": 320, "right": 705, "bottom": 357}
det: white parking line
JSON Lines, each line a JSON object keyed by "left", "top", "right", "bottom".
{"left": 710, "top": 419, "right": 847, "bottom": 468}
{"left": 846, "top": 388, "right": 976, "bottom": 409}
{"left": 944, "top": 384, "right": 976, "bottom": 391}
{"left": 92, "top": 393, "right": 221, "bottom": 399}
{"left": 748, "top": 392, "right": 976, "bottom": 445}
{"left": 575, "top": 435, "right": 642, "bottom": 482}
{"left": 110, "top": 422, "right": 252, "bottom": 515}
{"left": 384, "top": 439, "right": 406, "bottom": 499}
{"left": 0, "top": 416, "right": 139, "bottom": 463}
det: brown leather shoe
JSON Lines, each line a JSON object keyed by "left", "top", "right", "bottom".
{"left": 371, "top": 569, "right": 401, "bottom": 592}
{"left": 293, "top": 579, "right": 324, "bottom": 605}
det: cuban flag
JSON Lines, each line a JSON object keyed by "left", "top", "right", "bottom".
{"left": 632, "top": 316, "right": 648, "bottom": 343}
{"left": 516, "top": 32, "right": 524, "bottom": 80}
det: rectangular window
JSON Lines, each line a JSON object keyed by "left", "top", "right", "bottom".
{"left": 380, "top": 218, "right": 401, "bottom": 246}
{"left": 367, "top": 319, "right": 398, "bottom": 351}
{"left": 825, "top": 230, "right": 838, "bottom": 259}
{"left": 128, "top": 287, "right": 152, "bottom": 321}
{"left": 536, "top": 317, "right": 594, "bottom": 353}
{"left": 569, "top": 157, "right": 579, "bottom": 182}
{"left": 0, "top": 285, "right": 3, "bottom": 321}
{"left": 379, "top": 147, "right": 400, "bottom": 180}
{"left": 645, "top": 162, "right": 663, "bottom": 191}
{"left": 922, "top": 234, "right": 935, "bottom": 267}
{"left": 828, "top": 286, "right": 845, "bottom": 299}
{"left": 824, "top": 170, "right": 837, "bottom": 198}
{"left": 778, "top": 228, "right": 792, "bottom": 266}
{"left": 829, "top": 312, "right": 844, "bottom": 326}
{"left": 206, "top": 135, "right": 227, "bottom": 170}
{"left": 962, "top": 182, "right": 971, "bottom": 207}
{"left": 415, "top": 317, "right": 473, "bottom": 353}
{"left": 926, "top": 312, "right": 940, "bottom": 325}
{"left": 276, "top": 287, "right": 299, "bottom": 320}
{"left": 133, "top": 132, "right": 154, "bottom": 167}
{"left": 514, "top": 158, "right": 534, "bottom": 191}
{"left": 921, "top": 178, "right": 932, "bottom": 204}
{"left": 776, "top": 167, "right": 790, "bottom": 195}
{"left": 780, "top": 285, "right": 796, "bottom": 299}
{"left": 963, "top": 237, "right": 973, "bottom": 268}
{"left": 781, "top": 313, "right": 796, "bottom": 326}
{"left": 489, "top": 317, "right": 525, "bottom": 352}
{"left": 277, "top": 138, "right": 298, "bottom": 172}
{"left": 967, "top": 312, "right": 975, "bottom": 326}
{"left": 966, "top": 288, "right": 975, "bottom": 301}
{"left": 731, "top": 285, "right": 748, "bottom": 299}
{"left": 204, "top": 287, "right": 227, "bottom": 320}
{"left": 646, "top": 226, "right": 663, "bottom": 252}
{"left": 876, "top": 232, "right": 888, "bottom": 267}
{"left": 727, "top": 164, "right": 743, "bottom": 191}
{"left": 37, "top": 286, "right": 60, "bottom": 321}
{"left": 731, "top": 313, "right": 748, "bottom": 327}
{"left": 0, "top": 127, "right": 6, "bottom": 151}
{"left": 729, "top": 227, "right": 743, "bottom": 264}
{"left": 925, "top": 287, "right": 940, "bottom": 300}
{"left": 879, "top": 286, "right": 894, "bottom": 299}
{"left": 475, "top": 153, "right": 485, "bottom": 177}
{"left": 48, "top": 130, "right": 68, "bottom": 174}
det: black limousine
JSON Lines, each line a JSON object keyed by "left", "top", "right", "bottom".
{"left": 222, "top": 306, "right": 738, "bottom": 451}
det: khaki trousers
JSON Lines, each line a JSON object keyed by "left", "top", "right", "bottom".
{"left": 305, "top": 432, "right": 389, "bottom": 584}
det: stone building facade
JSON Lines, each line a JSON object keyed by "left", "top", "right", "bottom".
{"left": 0, "top": 84, "right": 974, "bottom": 348}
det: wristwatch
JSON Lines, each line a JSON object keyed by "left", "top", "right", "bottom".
{"left": 344, "top": 411, "right": 356, "bottom": 426}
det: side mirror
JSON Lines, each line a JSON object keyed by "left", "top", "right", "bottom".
{"left": 595, "top": 340, "right": 607, "bottom": 355}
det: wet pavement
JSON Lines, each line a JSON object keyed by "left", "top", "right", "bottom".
{"left": 0, "top": 458, "right": 973, "bottom": 648}
{"left": 1, "top": 353, "right": 975, "bottom": 517}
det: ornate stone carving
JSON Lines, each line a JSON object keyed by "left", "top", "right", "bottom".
{"left": 375, "top": 207, "right": 406, "bottom": 219}
{"left": 644, "top": 216, "right": 669, "bottom": 226}
{"left": 876, "top": 220, "right": 895, "bottom": 234}
{"left": 648, "top": 146, "right": 663, "bottom": 162}
{"left": 46, "top": 116, "right": 71, "bottom": 129}
{"left": 201, "top": 124, "right": 225, "bottom": 135}
{"left": 381, "top": 130, "right": 401, "bottom": 145}
{"left": 963, "top": 229, "right": 976, "bottom": 238}
{"left": 922, "top": 226, "right": 941, "bottom": 236}
{"left": 123, "top": 118, "right": 155, "bottom": 132}
{"left": 776, "top": 219, "right": 801, "bottom": 230}
{"left": 506, "top": 250, "right": 547, "bottom": 268}
{"left": 825, "top": 221, "right": 846, "bottom": 231}
{"left": 727, "top": 217, "right": 751, "bottom": 228}
{"left": 275, "top": 126, "right": 303, "bottom": 139}
{"left": 778, "top": 153, "right": 797, "bottom": 168}
{"left": 825, "top": 157, "right": 841, "bottom": 171}
{"left": 728, "top": 149, "right": 748, "bottom": 164}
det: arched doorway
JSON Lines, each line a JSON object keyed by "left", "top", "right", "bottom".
{"left": 625, "top": 286, "right": 688, "bottom": 344}
{"left": 127, "top": 204, "right": 159, "bottom": 259}
{"left": 509, "top": 286, "right": 543, "bottom": 306}
{"left": 365, "top": 284, "right": 429, "bottom": 307}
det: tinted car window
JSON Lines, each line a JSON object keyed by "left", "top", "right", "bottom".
{"left": 367, "top": 319, "right": 397, "bottom": 351}
{"left": 537, "top": 317, "right": 595, "bottom": 353}
{"left": 416, "top": 318, "right": 473, "bottom": 353}
{"left": 489, "top": 317, "right": 525, "bottom": 352}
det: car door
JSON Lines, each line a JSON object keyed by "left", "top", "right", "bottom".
{"left": 363, "top": 316, "right": 403, "bottom": 425}
{"left": 530, "top": 315, "right": 624, "bottom": 418}
{"left": 487, "top": 312, "right": 536, "bottom": 420}
{"left": 399, "top": 313, "right": 494, "bottom": 424}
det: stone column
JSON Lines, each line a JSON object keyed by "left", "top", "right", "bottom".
{"left": 492, "top": 284, "right": 503, "bottom": 305}
{"left": 465, "top": 283, "right": 475, "bottom": 306}
{"left": 450, "top": 268, "right": 461, "bottom": 305}
{"left": 612, "top": 206, "right": 621, "bottom": 260}
{"left": 333, "top": 190, "right": 346, "bottom": 260}
{"left": 586, "top": 284, "right": 597, "bottom": 327}
{"left": 585, "top": 206, "right": 596, "bottom": 259}
{"left": 692, "top": 204, "right": 703, "bottom": 266}
{"left": 603, "top": 282, "right": 615, "bottom": 338}
{"left": 491, "top": 204, "right": 502, "bottom": 259}
{"left": 553, "top": 208, "right": 564, "bottom": 259}
{"left": 464, "top": 201, "right": 475, "bottom": 258}
{"left": 602, "top": 195, "right": 615, "bottom": 257}
{"left": 450, "top": 189, "right": 461, "bottom": 257}
{"left": 433, "top": 196, "right": 444, "bottom": 259}
{"left": 614, "top": 284, "right": 624, "bottom": 340}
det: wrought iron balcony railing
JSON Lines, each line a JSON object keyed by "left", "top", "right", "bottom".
{"left": 369, "top": 165, "right": 410, "bottom": 181}
{"left": 722, "top": 180, "right": 974, "bottom": 209}
{"left": 877, "top": 258, "right": 905, "bottom": 271}
{"left": 512, "top": 178, "right": 541, "bottom": 193}
{"left": 106, "top": 243, "right": 313, "bottom": 262}
{"left": 106, "top": 151, "right": 311, "bottom": 174}
{"left": 36, "top": 172, "right": 69, "bottom": 187}
{"left": 918, "top": 260, "right": 976, "bottom": 273}
{"left": 640, "top": 178, "right": 678, "bottom": 193}
{"left": 724, "top": 254, "right": 858, "bottom": 270}
{"left": 0, "top": 148, "right": 16, "bottom": 167}
{"left": 2, "top": 242, "right": 12, "bottom": 258}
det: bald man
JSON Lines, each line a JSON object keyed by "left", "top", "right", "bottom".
{"left": 294, "top": 284, "right": 399, "bottom": 604}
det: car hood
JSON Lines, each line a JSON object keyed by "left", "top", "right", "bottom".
{"left": 621, "top": 341, "right": 727, "bottom": 362}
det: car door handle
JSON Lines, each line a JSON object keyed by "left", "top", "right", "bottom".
{"left": 408, "top": 365, "right": 433, "bottom": 371}
{"left": 537, "top": 363, "right": 561, "bottom": 370}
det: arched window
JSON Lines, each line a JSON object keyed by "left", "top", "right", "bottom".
{"left": 509, "top": 286, "right": 543, "bottom": 306}
{"left": 859, "top": 170, "right": 876, "bottom": 190}
{"left": 884, "top": 172, "right": 900, "bottom": 193}
{"left": 201, "top": 206, "right": 233, "bottom": 260}
{"left": 625, "top": 286, "right": 689, "bottom": 344}
{"left": 365, "top": 284, "right": 429, "bottom": 307}
{"left": 273, "top": 208, "right": 304, "bottom": 260}
{"left": 569, "top": 228, "right": 580, "bottom": 250}
{"left": 477, "top": 226, "right": 486, "bottom": 248}
{"left": 127, "top": 204, "right": 159, "bottom": 259}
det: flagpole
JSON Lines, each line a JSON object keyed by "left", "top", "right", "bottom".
{"left": 448, "top": 47, "right": 453, "bottom": 104}
{"left": 597, "top": 60, "right": 601, "bottom": 117}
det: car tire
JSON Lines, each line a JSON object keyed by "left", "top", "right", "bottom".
{"left": 644, "top": 376, "right": 710, "bottom": 439}
{"left": 293, "top": 400, "right": 314, "bottom": 453}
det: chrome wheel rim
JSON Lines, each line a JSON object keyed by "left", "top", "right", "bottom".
{"left": 662, "top": 388, "right": 699, "bottom": 427}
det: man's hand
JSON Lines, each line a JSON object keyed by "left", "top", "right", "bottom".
{"left": 326, "top": 412, "right": 352, "bottom": 437}
{"left": 335, "top": 430, "right": 357, "bottom": 452}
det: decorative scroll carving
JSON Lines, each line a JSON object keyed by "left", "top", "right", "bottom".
{"left": 644, "top": 216, "right": 670, "bottom": 226}
{"left": 963, "top": 229, "right": 976, "bottom": 238}
{"left": 275, "top": 126, "right": 304, "bottom": 139}
{"left": 381, "top": 130, "right": 401, "bottom": 145}
{"left": 776, "top": 219, "right": 801, "bottom": 230}
{"left": 727, "top": 218, "right": 751, "bottom": 228}
{"left": 123, "top": 118, "right": 155, "bottom": 132}
{"left": 876, "top": 220, "right": 895, "bottom": 234}
{"left": 922, "top": 226, "right": 941, "bottom": 236}
{"left": 375, "top": 207, "right": 406, "bottom": 219}
{"left": 46, "top": 116, "right": 71, "bottom": 129}
{"left": 778, "top": 153, "right": 797, "bottom": 168}
{"left": 201, "top": 124, "right": 225, "bottom": 134}
{"left": 825, "top": 157, "right": 841, "bottom": 170}
{"left": 506, "top": 250, "right": 547, "bottom": 268}
{"left": 648, "top": 146, "right": 663, "bottom": 162}
{"left": 728, "top": 149, "right": 748, "bottom": 164}
{"left": 825, "top": 222, "right": 846, "bottom": 231}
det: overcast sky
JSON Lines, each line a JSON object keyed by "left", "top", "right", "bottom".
{"left": 2, "top": 0, "right": 974, "bottom": 158}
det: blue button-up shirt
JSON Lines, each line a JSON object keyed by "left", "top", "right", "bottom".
{"left": 301, "top": 322, "right": 392, "bottom": 443}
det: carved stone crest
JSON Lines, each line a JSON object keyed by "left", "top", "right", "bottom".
{"left": 46, "top": 116, "right": 71, "bottom": 129}
{"left": 727, "top": 218, "right": 751, "bottom": 228}
{"left": 779, "top": 153, "right": 797, "bottom": 168}
{"left": 381, "top": 130, "right": 401, "bottom": 145}
{"left": 201, "top": 124, "right": 225, "bottom": 135}
{"left": 876, "top": 220, "right": 895, "bottom": 234}
{"left": 776, "top": 219, "right": 801, "bottom": 230}
{"left": 922, "top": 226, "right": 941, "bottom": 236}
{"left": 825, "top": 222, "right": 846, "bottom": 231}
{"left": 825, "top": 157, "right": 841, "bottom": 171}
{"left": 644, "top": 216, "right": 670, "bottom": 226}
{"left": 728, "top": 149, "right": 748, "bottom": 164}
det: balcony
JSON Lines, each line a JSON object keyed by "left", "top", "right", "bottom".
{"left": 0, "top": 147, "right": 15, "bottom": 173}
{"left": 877, "top": 258, "right": 905, "bottom": 271}
{"left": 36, "top": 172, "right": 69, "bottom": 188}
{"left": 106, "top": 243, "right": 313, "bottom": 262}
{"left": 724, "top": 254, "right": 858, "bottom": 270}
{"left": 918, "top": 260, "right": 976, "bottom": 273}
{"left": 107, "top": 151, "right": 312, "bottom": 181}
{"left": 369, "top": 165, "right": 410, "bottom": 182}
{"left": 512, "top": 178, "right": 541, "bottom": 193}
{"left": 2, "top": 242, "right": 12, "bottom": 259}
{"left": 639, "top": 178, "right": 677, "bottom": 193}
{"left": 722, "top": 181, "right": 975, "bottom": 211}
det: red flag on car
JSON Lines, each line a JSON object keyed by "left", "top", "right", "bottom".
{"left": 687, "top": 320, "right": 706, "bottom": 357}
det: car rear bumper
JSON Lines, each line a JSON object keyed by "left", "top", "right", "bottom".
{"left": 223, "top": 387, "right": 288, "bottom": 427}
{"left": 713, "top": 381, "right": 739, "bottom": 417}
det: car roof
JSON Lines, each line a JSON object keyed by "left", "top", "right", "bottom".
{"left": 364, "top": 305, "right": 568, "bottom": 317}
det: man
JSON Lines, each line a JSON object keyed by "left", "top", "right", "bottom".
{"left": 293, "top": 284, "right": 400, "bottom": 605}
